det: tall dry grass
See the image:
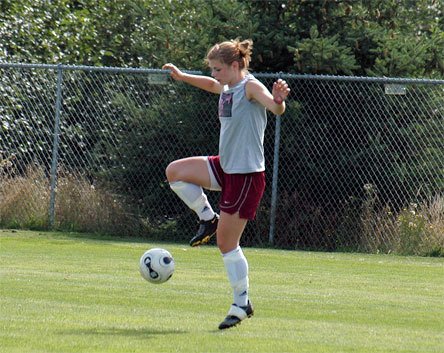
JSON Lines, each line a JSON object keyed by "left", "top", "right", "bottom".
{"left": 358, "top": 186, "right": 444, "bottom": 256}
{"left": 0, "top": 166, "right": 50, "bottom": 229}
{"left": 0, "top": 165, "right": 142, "bottom": 236}
{"left": 1, "top": 166, "right": 442, "bottom": 255}
{"left": 397, "top": 196, "right": 444, "bottom": 256}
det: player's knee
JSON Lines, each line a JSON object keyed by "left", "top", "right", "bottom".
{"left": 165, "top": 161, "right": 179, "bottom": 182}
{"left": 217, "top": 237, "right": 238, "bottom": 254}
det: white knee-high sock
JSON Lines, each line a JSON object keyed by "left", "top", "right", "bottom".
{"left": 169, "top": 181, "right": 215, "bottom": 221}
{"left": 222, "top": 246, "right": 249, "bottom": 307}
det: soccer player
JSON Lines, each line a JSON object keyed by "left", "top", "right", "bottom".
{"left": 162, "top": 38, "right": 289, "bottom": 329}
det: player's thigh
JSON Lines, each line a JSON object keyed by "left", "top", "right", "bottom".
{"left": 165, "top": 156, "right": 211, "bottom": 188}
{"left": 216, "top": 211, "right": 248, "bottom": 253}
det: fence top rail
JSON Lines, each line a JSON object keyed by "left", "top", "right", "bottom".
{"left": 1, "top": 62, "right": 443, "bottom": 85}
{"left": 255, "top": 72, "right": 444, "bottom": 85}
{"left": 0, "top": 62, "right": 201, "bottom": 76}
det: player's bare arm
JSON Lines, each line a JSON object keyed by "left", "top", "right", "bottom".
{"left": 246, "top": 79, "right": 290, "bottom": 115}
{"left": 162, "top": 63, "right": 222, "bottom": 94}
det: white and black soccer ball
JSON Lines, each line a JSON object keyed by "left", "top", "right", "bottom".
{"left": 139, "top": 248, "right": 174, "bottom": 284}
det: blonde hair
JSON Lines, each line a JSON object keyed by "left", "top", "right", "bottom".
{"left": 205, "top": 38, "right": 253, "bottom": 71}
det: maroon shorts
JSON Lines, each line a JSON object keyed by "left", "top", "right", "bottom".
{"left": 208, "top": 156, "right": 265, "bottom": 220}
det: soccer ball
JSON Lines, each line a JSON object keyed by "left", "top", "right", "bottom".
{"left": 139, "top": 248, "right": 174, "bottom": 284}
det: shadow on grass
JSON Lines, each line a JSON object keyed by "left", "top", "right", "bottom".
{"left": 0, "top": 228, "right": 188, "bottom": 246}
{"left": 59, "top": 326, "right": 188, "bottom": 337}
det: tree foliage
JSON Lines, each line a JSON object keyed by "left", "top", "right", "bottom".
{"left": 1, "top": 0, "right": 442, "bottom": 77}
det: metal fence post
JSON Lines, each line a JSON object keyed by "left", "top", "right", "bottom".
{"left": 48, "top": 64, "right": 63, "bottom": 228}
{"left": 268, "top": 112, "right": 282, "bottom": 246}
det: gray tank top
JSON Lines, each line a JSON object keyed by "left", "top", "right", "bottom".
{"left": 218, "top": 74, "right": 267, "bottom": 173}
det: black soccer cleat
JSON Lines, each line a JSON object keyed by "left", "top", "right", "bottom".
{"left": 218, "top": 301, "right": 254, "bottom": 330}
{"left": 189, "top": 214, "right": 219, "bottom": 247}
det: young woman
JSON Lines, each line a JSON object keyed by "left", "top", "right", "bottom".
{"left": 162, "top": 38, "right": 289, "bottom": 329}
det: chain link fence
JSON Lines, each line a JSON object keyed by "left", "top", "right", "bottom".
{"left": 1, "top": 63, "right": 443, "bottom": 254}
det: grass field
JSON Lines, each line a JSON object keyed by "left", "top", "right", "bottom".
{"left": 1, "top": 230, "right": 443, "bottom": 353}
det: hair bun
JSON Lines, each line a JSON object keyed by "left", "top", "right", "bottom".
{"left": 235, "top": 38, "right": 253, "bottom": 57}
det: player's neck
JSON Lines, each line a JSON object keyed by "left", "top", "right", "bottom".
{"left": 228, "top": 72, "right": 246, "bottom": 88}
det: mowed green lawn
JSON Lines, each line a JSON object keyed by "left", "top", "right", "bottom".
{"left": 0, "top": 230, "right": 443, "bottom": 353}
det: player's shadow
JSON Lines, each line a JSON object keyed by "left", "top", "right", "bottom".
{"left": 60, "top": 326, "right": 188, "bottom": 338}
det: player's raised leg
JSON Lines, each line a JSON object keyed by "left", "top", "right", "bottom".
{"left": 166, "top": 156, "right": 219, "bottom": 246}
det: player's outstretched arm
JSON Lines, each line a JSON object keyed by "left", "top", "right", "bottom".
{"left": 162, "top": 63, "right": 222, "bottom": 94}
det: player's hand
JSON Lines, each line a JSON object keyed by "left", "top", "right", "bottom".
{"left": 162, "top": 63, "right": 184, "bottom": 81}
{"left": 272, "top": 79, "right": 290, "bottom": 104}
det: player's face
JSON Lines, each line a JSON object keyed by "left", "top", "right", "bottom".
{"left": 208, "top": 59, "right": 237, "bottom": 86}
